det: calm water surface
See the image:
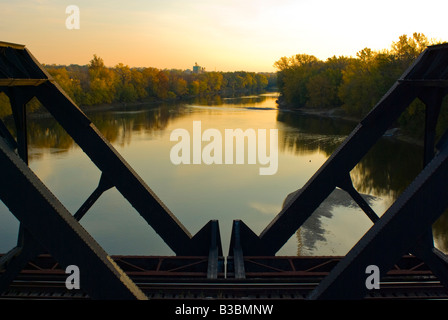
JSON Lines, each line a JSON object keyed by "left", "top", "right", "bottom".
{"left": 1, "top": 92, "right": 447, "bottom": 256}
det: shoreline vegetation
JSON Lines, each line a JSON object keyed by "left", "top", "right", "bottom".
{"left": 1, "top": 32, "right": 444, "bottom": 149}
{"left": 274, "top": 33, "right": 448, "bottom": 146}
{"left": 277, "top": 102, "right": 424, "bottom": 146}
{"left": 0, "top": 55, "right": 277, "bottom": 119}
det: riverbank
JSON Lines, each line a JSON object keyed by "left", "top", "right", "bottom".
{"left": 277, "top": 100, "right": 424, "bottom": 147}
{"left": 25, "top": 96, "right": 181, "bottom": 119}
{"left": 24, "top": 89, "right": 278, "bottom": 119}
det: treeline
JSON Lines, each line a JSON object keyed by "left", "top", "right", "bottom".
{"left": 45, "top": 56, "right": 276, "bottom": 106}
{"left": 0, "top": 56, "right": 276, "bottom": 118}
{"left": 275, "top": 33, "right": 447, "bottom": 138}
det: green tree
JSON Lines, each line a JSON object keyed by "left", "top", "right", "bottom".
{"left": 88, "top": 55, "right": 108, "bottom": 78}
{"left": 47, "top": 66, "right": 84, "bottom": 104}
{"left": 130, "top": 68, "right": 148, "bottom": 100}
{"left": 85, "top": 55, "right": 116, "bottom": 105}
{"left": 391, "top": 32, "right": 429, "bottom": 67}
{"left": 274, "top": 54, "right": 321, "bottom": 107}
{"left": 188, "top": 80, "right": 200, "bottom": 95}
{"left": 141, "top": 67, "right": 160, "bottom": 98}
{"left": 338, "top": 49, "right": 378, "bottom": 116}
{"left": 171, "top": 77, "right": 188, "bottom": 97}
{"left": 306, "top": 56, "right": 349, "bottom": 108}
{"left": 114, "top": 63, "right": 137, "bottom": 102}
{"left": 206, "top": 72, "right": 224, "bottom": 92}
{"left": 156, "top": 71, "right": 170, "bottom": 99}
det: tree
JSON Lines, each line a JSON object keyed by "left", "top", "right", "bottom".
{"left": 206, "top": 72, "right": 224, "bottom": 92}
{"left": 131, "top": 68, "right": 148, "bottom": 100}
{"left": 274, "top": 54, "right": 322, "bottom": 107}
{"left": 114, "top": 63, "right": 137, "bottom": 102}
{"left": 255, "top": 74, "right": 268, "bottom": 91}
{"left": 141, "top": 67, "right": 160, "bottom": 98}
{"left": 85, "top": 55, "right": 117, "bottom": 105}
{"left": 156, "top": 71, "right": 170, "bottom": 99}
{"left": 338, "top": 49, "right": 381, "bottom": 117}
{"left": 307, "top": 71, "right": 337, "bottom": 108}
{"left": 88, "top": 54, "right": 107, "bottom": 78}
{"left": 188, "top": 80, "right": 200, "bottom": 96}
{"left": 275, "top": 33, "right": 441, "bottom": 117}
{"left": 391, "top": 33, "right": 429, "bottom": 66}
{"left": 306, "top": 56, "right": 348, "bottom": 108}
{"left": 171, "top": 77, "right": 188, "bottom": 97}
{"left": 47, "top": 66, "right": 83, "bottom": 104}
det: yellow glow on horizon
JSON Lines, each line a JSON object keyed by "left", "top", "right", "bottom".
{"left": 1, "top": 0, "right": 448, "bottom": 72}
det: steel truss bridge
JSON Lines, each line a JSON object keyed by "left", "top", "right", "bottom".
{"left": 1, "top": 41, "right": 448, "bottom": 300}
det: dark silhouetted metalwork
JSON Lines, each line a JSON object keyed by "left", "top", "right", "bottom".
{"left": 0, "top": 41, "right": 222, "bottom": 299}
{"left": 229, "top": 43, "right": 448, "bottom": 299}
{"left": 1, "top": 40, "right": 448, "bottom": 300}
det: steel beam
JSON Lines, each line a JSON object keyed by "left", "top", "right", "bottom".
{"left": 0, "top": 136, "right": 147, "bottom": 299}
{"left": 33, "top": 81, "right": 196, "bottom": 255}
{"left": 0, "top": 43, "right": 218, "bottom": 256}
{"left": 234, "top": 44, "right": 448, "bottom": 256}
{"left": 0, "top": 118, "right": 17, "bottom": 150}
{"left": 337, "top": 174, "right": 379, "bottom": 223}
{"left": 420, "top": 87, "right": 445, "bottom": 165}
{"left": 73, "top": 173, "right": 114, "bottom": 221}
{"left": 0, "top": 235, "right": 39, "bottom": 293}
{"left": 7, "top": 86, "right": 36, "bottom": 164}
{"left": 307, "top": 136, "right": 448, "bottom": 299}
{"left": 229, "top": 221, "right": 246, "bottom": 279}
{"left": 240, "top": 83, "right": 421, "bottom": 255}
{"left": 0, "top": 42, "right": 222, "bottom": 275}
{"left": 226, "top": 44, "right": 448, "bottom": 298}
{"left": 206, "top": 220, "right": 221, "bottom": 279}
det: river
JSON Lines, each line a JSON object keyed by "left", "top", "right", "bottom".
{"left": 1, "top": 92, "right": 447, "bottom": 257}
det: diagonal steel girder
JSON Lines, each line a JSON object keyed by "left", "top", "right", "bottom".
{"left": 0, "top": 41, "right": 222, "bottom": 297}
{"left": 236, "top": 77, "right": 423, "bottom": 256}
{"left": 15, "top": 47, "right": 215, "bottom": 256}
{"left": 0, "top": 135, "right": 147, "bottom": 300}
{"left": 307, "top": 132, "right": 448, "bottom": 299}
{"left": 233, "top": 44, "right": 448, "bottom": 256}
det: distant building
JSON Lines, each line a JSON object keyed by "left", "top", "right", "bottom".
{"left": 193, "top": 62, "right": 205, "bottom": 74}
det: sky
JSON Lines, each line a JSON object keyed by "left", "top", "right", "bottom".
{"left": 1, "top": 0, "right": 448, "bottom": 72}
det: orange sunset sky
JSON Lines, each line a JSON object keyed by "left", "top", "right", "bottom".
{"left": 1, "top": 0, "right": 448, "bottom": 72}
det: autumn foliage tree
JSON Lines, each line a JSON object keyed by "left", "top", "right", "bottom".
{"left": 40, "top": 60, "right": 272, "bottom": 108}
{"left": 275, "top": 33, "right": 446, "bottom": 138}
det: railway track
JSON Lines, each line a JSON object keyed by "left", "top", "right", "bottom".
{"left": 1, "top": 254, "right": 447, "bottom": 300}
{"left": 2, "top": 276, "right": 446, "bottom": 300}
